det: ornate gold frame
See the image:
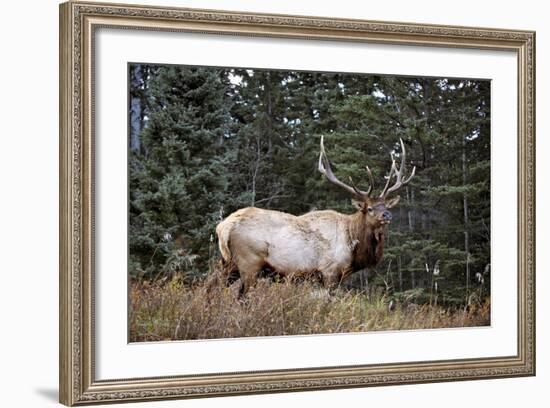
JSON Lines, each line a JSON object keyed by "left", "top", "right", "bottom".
{"left": 59, "top": 1, "right": 536, "bottom": 405}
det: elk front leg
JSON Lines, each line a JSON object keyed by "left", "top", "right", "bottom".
{"left": 321, "top": 268, "right": 344, "bottom": 293}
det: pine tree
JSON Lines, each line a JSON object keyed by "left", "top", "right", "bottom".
{"left": 129, "top": 65, "right": 232, "bottom": 280}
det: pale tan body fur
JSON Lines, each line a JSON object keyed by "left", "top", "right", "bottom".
{"left": 216, "top": 206, "right": 366, "bottom": 292}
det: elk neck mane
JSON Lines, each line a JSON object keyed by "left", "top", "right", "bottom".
{"left": 347, "top": 211, "right": 384, "bottom": 271}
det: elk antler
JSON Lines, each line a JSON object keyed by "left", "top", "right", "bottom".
{"left": 318, "top": 135, "right": 373, "bottom": 200}
{"left": 379, "top": 138, "right": 416, "bottom": 197}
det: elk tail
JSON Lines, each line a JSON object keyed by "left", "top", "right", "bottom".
{"left": 215, "top": 221, "right": 232, "bottom": 263}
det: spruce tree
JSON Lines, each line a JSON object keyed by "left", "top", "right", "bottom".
{"left": 129, "top": 65, "right": 232, "bottom": 280}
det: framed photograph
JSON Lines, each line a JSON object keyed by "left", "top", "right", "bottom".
{"left": 59, "top": 1, "right": 535, "bottom": 405}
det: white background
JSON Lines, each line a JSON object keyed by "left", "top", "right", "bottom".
{"left": 96, "top": 28, "right": 517, "bottom": 379}
{"left": 0, "top": 0, "right": 546, "bottom": 407}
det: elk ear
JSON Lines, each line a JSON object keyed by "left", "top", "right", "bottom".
{"left": 352, "top": 199, "right": 367, "bottom": 213}
{"left": 385, "top": 195, "right": 401, "bottom": 208}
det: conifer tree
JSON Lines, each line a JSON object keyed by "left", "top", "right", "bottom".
{"left": 129, "top": 65, "right": 232, "bottom": 280}
{"left": 128, "top": 65, "right": 491, "bottom": 306}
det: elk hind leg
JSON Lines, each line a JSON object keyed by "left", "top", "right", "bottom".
{"left": 235, "top": 255, "right": 263, "bottom": 298}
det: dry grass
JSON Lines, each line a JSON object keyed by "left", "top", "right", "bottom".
{"left": 129, "top": 277, "right": 490, "bottom": 342}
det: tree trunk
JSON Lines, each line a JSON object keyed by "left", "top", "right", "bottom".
{"left": 462, "top": 137, "right": 471, "bottom": 300}
{"left": 407, "top": 187, "right": 414, "bottom": 233}
{"left": 251, "top": 134, "right": 261, "bottom": 206}
{"left": 398, "top": 255, "right": 403, "bottom": 292}
{"left": 407, "top": 187, "right": 415, "bottom": 288}
{"left": 130, "top": 64, "right": 143, "bottom": 153}
{"left": 265, "top": 73, "right": 273, "bottom": 156}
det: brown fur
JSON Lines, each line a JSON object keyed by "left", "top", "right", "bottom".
{"left": 348, "top": 208, "right": 386, "bottom": 272}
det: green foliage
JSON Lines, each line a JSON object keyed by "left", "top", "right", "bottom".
{"left": 129, "top": 64, "right": 491, "bottom": 307}
{"left": 129, "top": 66, "right": 232, "bottom": 279}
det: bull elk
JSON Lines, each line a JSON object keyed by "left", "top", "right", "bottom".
{"left": 215, "top": 137, "right": 416, "bottom": 295}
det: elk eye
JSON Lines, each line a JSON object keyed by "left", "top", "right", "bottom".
{"left": 367, "top": 207, "right": 373, "bottom": 213}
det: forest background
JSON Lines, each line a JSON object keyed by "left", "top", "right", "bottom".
{"left": 128, "top": 63, "right": 491, "bottom": 313}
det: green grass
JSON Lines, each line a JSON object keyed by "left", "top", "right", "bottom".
{"left": 129, "top": 276, "right": 490, "bottom": 342}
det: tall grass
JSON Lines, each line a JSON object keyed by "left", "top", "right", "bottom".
{"left": 129, "top": 277, "right": 490, "bottom": 342}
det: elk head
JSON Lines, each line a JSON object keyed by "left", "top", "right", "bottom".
{"left": 318, "top": 136, "right": 416, "bottom": 229}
